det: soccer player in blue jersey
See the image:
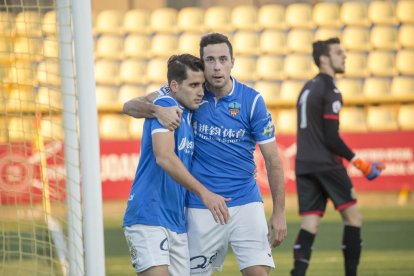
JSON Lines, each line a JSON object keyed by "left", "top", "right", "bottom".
{"left": 123, "top": 54, "right": 230, "bottom": 276}
{"left": 123, "top": 33, "right": 287, "bottom": 276}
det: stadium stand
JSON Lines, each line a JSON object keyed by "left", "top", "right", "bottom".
{"left": 120, "top": 59, "right": 148, "bottom": 85}
{"left": 259, "top": 30, "right": 286, "bottom": 55}
{"left": 232, "top": 56, "right": 256, "bottom": 82}
{"left": 396, "top": 50, "right": 414, "bottom": 75}
{"left": 256, "top": 55, "right": 284, "bottom": 81}
{"left": 95, "top": 10, "right": 123, "bottom": 35}
{"left": 285, "top": 3, "right": 314, "bottom": 29}
{"left": 95, "top": 86, "right": 119, "bottom": 108}
{"left": 232, "top": 31, "right": 260, "bottom": 56}
{"left": 177, "top": 7, "right": 205, "bottom": 33}
{"left": 399, "top": 24, "right": 414, "bottom": 49}
{"left": 95, "top": 35, "right": 124, "bottom": 60}
{"left": 280, "top": 80, "right": 305, "bottom": 104}
{"left": 366, "top": 106, "right": 399, "bottom": 131}
{"left": 336, "top": 78, "right": 364, "bottom": 102}
{"left": 342, "top": 26, "right": 371, "bottom": 51}
{"left": 286, "top": 29, "right": 314, "bottom": 53}
{"left": 370, "top": 26, "right": 399, "bottom": 50}
{"left": 204, "top": 6, "right": 233, "bottom": 33}
{"left": 340, "top": 107, "right": 368, "bottom": 132}
{"left": 257, "top": 4, "right": 286, "bottom": 30}
{"left": 312, "top": 2, "right": 342, "bottom": 28}
{"left": 398, "top": 104, "right": 414, "bottom": 130}
{"left": 99, "top": 114, "right": 130, "bottom": 139}
{"left": 150, "top": 34, "right": 178, "bottom": 57}
{"left": 396, "top": 0, "right": 414, "bottom": 24}
{"left": 123, "top": 34, "right": 151, "bottom": 59}
{"left": 275, "top": 109, "right": 297, "bottom": 134}
{"left": 344, "top": 52, "right": 368, "bottom": 77}
{"left": 150, "top": 8, "right": 178, "bottom": 34}
{"left": 231, "top": 5, "right": 259, "bottom": 31}
{"left": 254, "top": 81, "right": 281, "bottom": 103}
{"left": 340, "top": 2, "right": 370, "bottom": 26}
{"left": 368, "top": 1, "right": 398, "bottom": 25}
{"left": 118, "top": 85, "right": 147, "bottom": 105}
{"left": 367, "top": 51, "right": 396, "bottom": 77}
{"left": 178, "top": 32, "right": 202, "bottom": 56}
{"left": 123, "top": 9, "right": 150, "bottom": 34}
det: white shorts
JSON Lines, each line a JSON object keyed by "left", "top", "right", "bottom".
{"left": 124, "top": 224, "right": 190, "bottom": 275}
{"left": 186, "top": 202, "right": 275, "bottom": 275}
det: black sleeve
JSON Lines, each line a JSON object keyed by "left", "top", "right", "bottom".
{"left": 323, "top": 119, "right": 355, "bottom": 161}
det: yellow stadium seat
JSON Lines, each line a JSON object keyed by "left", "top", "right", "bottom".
{"left": 7, "top": 88, "right": 35, "bottom": 110}
{"left": 99, "top": 114, "right": 129, "bottom": 139}
{"left": 396, "top": 50, "right": 414, "bottom": 75}
{"left": 399, "top": 24, "right": 414, "bottom": 49}
{"left": 280, "top": 80, "right": 305, "bottom": 103}
{"left": 259, "top": 30, "right": 286, "bottom": 55}
{"left": 231, "top": 5, "right": 258, "bottom": 31}
{"left": 146, "top": 58, "right": 168, "bottom": 83}
{"left": 129, "top": 118, "right": 145, "bottom": 139}
{"left": 285, "top": 3, "right": 314, "bottom": 29}
{"left": 397, "top": 0, "right": 414, "bottom": 24}
{"left": 391, "top": 76, "right": 414, "bottom": 98}
{"left": 15, "top": 11, "right": 42, "bottom": 37}
{"left": 118, "top": 85, "right": 146, "bottom": 104}
{"left": 204, "top": 6, "right": 233, "bottom": 33}
{"left": 13, "top": 37, "right": 43, "bottom": 60}
{"left": 367, "top": 51, "right": 396, "bottom": 77}
{"left": 232, "top": 31, "right": 260, "bottom": 56}
{"left": 342, "top": 27, "right": 371, "bottom": 51}
{"left": 257, "top": 4, "right": 286, "bottom": 30}
{"left": 368, "top": 1, "right": 398, "bottom": 25}
{"left": 36, "top": 87, "right": 63, "bottom": 109}
{"left": 43, "top": 37, "right": 59, "bottom": 59}
{"left": 286, "top": 29, "right": 313, "bottom": 53}
{"left": 37, "top": 59, "right": 61, "bottom": 86}
{"left": 340, "top": 2, "right": 370, "bottom": 26}
{"left": 95, "top": 35, "right": 123, "bottom": 60}
{"left": 123, "top": 9, "right": 150, "bottom": 34}
{"left": 150, "top": 8, "right": 178, "bottom": 34}
{"left": 336, "top": 78, "right": 364, "bottom": 102}
{"left": 275, "top": 109, "right": 297, "bottom": 134}
{"left": 96, "top": 86, "right": 118, "bottom": 108}
{"left": 339, "top": 107, "right": 367, "bottom": 132}
{"left": 370, "top": 26, "right": 399, "bottom": 50}
{"left": 95, "top": 10, "right": 123, "bottom": 35}
{"left": 363, "top": 77, "right": 392, "bottom": 99}
{"left": 398, "top": 104, "right": 414, "bottom": 130}
{"left": 177, "top": 7, "right": 204, "bottom": 33}
{"left": 312, "top": 2, "right": 342, "bottom": 27}
{"left": 42, "top": 11, "right": 57, "bottom": 36}
{"left": 366, "top": 106, "right": 399, "bottom": 131}
{"left": 256, "top": 55, "right": 284, "bottom": 81}
{"left": 178, "top": 33, "right": 201, "bottom": 56}
{"left": 254, "top": 81, "right": 281, "bottom": 102}
{"left": 40, "top": 116, "right": 64, "bottom": 140}
{"left": 6, "top": 61, "right": 37, "bottom": 86}
{"left": 146, "top": 83, "right": 166, "bottom": 95}
{"left": 314, "top": 28, "right": 341, "bottom": 41}
{"left": 0, "top": 11, "right": 14, "bottom": 35}
{"left": 94, "top": 60, "right": 120, "bottom": 85}
{"left": 284, "top": 54, "right": 316, "bottom": 80}
{"left": 120, "top": 59, "right": 147, "bottom": 85}
{"left": 123, "top": 34, "right": 150, "bottom": 59}
{"left": 0, "top": 117, "right": 7, "bottom": 143}
{"left": 8, "top": 116, "right": 34, "bottom": 141}
{"left": 344, "top": 52, "right": 368, "bottom": 77}
{"left": 0, "top": 38, "right": 13, "bottom": 63}
{"left": 232, "top": 56, "right": 256, "bottom": 82}
{"left": 150, "top": 34, "right": 178, "bottom": 58}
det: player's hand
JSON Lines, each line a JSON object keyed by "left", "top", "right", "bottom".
{"left": 200, "top": 191, "right": 231, "bottom": 225}
{"left": 352, "top": 157, "right": 385, "bottom": 180}
{"left": 267, "top": 212, "right": 287, "bottom": 248}
{"left": 155, "top": 106, "right": 182, "bottom": 131}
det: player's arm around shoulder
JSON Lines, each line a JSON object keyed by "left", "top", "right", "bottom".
{"left": 259, "top": 141, "right": 287, "bottom": 248}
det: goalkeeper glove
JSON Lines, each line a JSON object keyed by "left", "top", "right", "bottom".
{"left": 352, "top": 157, "right": 385, "bottom": 180}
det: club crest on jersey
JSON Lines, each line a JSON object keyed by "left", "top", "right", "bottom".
{"left": 228, "top": 102, "right": 241, "bottom": 117}
{"left": 263, "top": 121, "right": 275, "bottom": 137}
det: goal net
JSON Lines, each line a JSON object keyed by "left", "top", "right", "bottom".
{"left": 0, "top": 1, "right": 101, "bottom": 275}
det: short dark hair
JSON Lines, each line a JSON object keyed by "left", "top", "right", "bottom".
{"left": 199, "top": 33, "right": 233, "bottom": 59}
{"left": 167, "top": 54, "right": 204, "bottom": 84}
{"left": 312, "top": 37, "right": 341, "bottom": 67}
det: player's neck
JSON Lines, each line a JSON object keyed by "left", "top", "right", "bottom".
{"left": 206, "top": 81, "right": 233, "bottom": 100}
{"left": 319, "top": 66, "right": 336, "bottom": 79}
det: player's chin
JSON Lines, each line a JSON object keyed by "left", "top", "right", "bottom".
{"left": 189, "top": 102, "right": 201, "bottom": 110}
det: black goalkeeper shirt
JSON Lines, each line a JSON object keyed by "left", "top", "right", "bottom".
{"left": 295, "top": 73, "right": 355, "bottom": 175}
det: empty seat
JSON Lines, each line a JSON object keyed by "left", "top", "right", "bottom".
{"left": 284, "top": 54, "right": 315, "bottom": 79}
{"left": 366, "top": 106, "right": 398, "bottom": 131}
{"left": 8, "top": 116, "right": 35, "bottom": 141}
{"left": 0, "top": 12, "right": 14, "bottom": 35}
{"left": 43, "top": 37, "right": 59, "bottom": 59}
{"left": 275, "top": 109, "right": 297, "bottom": 134}
{"left": 280, "top": 80, "right": 305, "bottom": 103}
{"left": 123, "top": 9, "right": 150, "bottom": 34}
{"left": 370, "top": 26, "right": 398, "bottom": 50}
{"left": 396, "top": 50, "right": 414, "bottom": 75}
{"left": 399, "top": 24, "right": 414, "bottom": 49}
{"left": 286, "top": 29, "right": 313, "bottom": 53}
{"left": 396, "top": 0, "right": 414, "bottom": 24}
{"left": 342, "top": 27, "right": 371, "bottom": 51}
{"left": 13, "top": 37, "right": 43, "bottom": 60}
{"left": 99, "top": 114, "right": 129, "bottom": 139}
{"left": 314, "top": 27, "right": 341, "bottom": 41}
{"left": 340, "top": 2, "right": 370, "bottom": 26}
{"left": 177, "top": 7, "right": 204, "bottom": 33}
{"left": 129, "top": 118, "right": 145, "bottom": 139}
{"left": 96, "top": 86, "right": 118, "bottom": 108}
{"left": 150, "top": 8, "right": 178, "bottom": 34}
{"left": 120, "top": 59, "right": 147, "bottom": 85}
{"left": 150, "top": 34, "right": 178, "bottom": 57}
{"left": 344, "top": 52, "right": 368, "bottom": 77}
{"left": 367, "top": 51, "right": 396, "bottom": 77}
{"left": 146, "top": 83, "right": 166, "bottom": 95}
{"left": 95, "top": 10, "right": 123, "bottom": 35}
{"left": 312, "top": 2, "right": 342, "bottom": 27}
{"left": 339, "top": 107, "right": 367, "bottom": 132}
{"left": 256, "top": 55, "right": 284, "bottom": 81}
{"left": 231, "top": 5, "right": 258, "bottom": 31}
{"left": 285, "top": 3, "right": 314, "bottom": 29}
{"left": 398, "top": 104, "right": 414, "bottom": 130}
{"left": 204, "top": 6, "right": 233, "bottom": 33}
{"left": 391, "top": 76, "right": 414, "bottom": 98}
{"left": 118, "top": 85, "right": 146, "bottom": 104}
{"left": 123, "top": 35, "right": 150, "bottom": 59}
{"left": 146, "top": 58, "right": 168, "bottom": 83}
{"left": 37, "top": 59, "right": 61, "bottom": 86}
{"left": 232, "top": 31, "right": 259, "bottom": 56}
{"left": 363, "top": 77, "right": 392, "bottom": 99}
{"left": 7, "top": 88, "right": 35, "bottom": 110}
{"left": 15, "top": 11, "right": 42, "bottom": 37}
{"left": 36, "top": 87, "right": 63, "bottom": 109}
{"left": 94, "top": 60, "right": 120, "bottom": 85}
{"left": 259, "top": 30, "right": 286, "bottom": 55}
{"left": 254, "top": 81, "right": 281, "bottom": 102}
{"left": 0, "top": 117, "right": 7, "bottom": 143}
{"left": 368, "top": 1, "right": 398, "bottom": 25}
{"left": 336, "top": 78, "right": 364, "bottom": 102}
{"left": 95, "top": 35, "right": 123, "bottom": 60}
{"left": 178, "top": 33, "right": 201, "bottom": 56}
{"left": 6, "top": 61, "right": 37, "bottom": 85}
{"left": 42, "top": 11, "right": 57, "bottom": 36}
{"left": 257, "top": 4, "right": 286, "bottom": 30}
{"left": 40, "top": 116, "right": 64, "bottom": 140}
{"left": 232, "top": 56, "right": 256, "bottom": 82}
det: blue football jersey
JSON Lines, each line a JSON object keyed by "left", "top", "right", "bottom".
{"left": 123, "top": 95, "right": 194, "bottom": 233}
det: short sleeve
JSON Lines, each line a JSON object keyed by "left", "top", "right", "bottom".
{"left": 250, "top": 94, "right": 275, "bottom": 144}
{"left": 150, "top": 96, "right": 178, "bottom": 134}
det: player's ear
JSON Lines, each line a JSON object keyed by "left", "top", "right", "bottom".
{"left": 231, "top": 56, "right": 235, "bottom": 68}
{"left": 169, "top": 80, "right": 178, "bottom": 94}
{"left": 320, "top": 55, "right": 329, "bottom": 66}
